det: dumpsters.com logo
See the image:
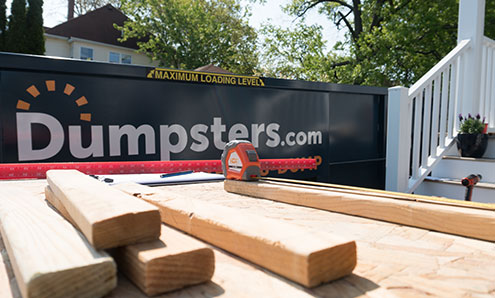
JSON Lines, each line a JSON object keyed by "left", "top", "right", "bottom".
{"left": 16, "top": 80, "right": 95, "bottom": 161}
{"left": 15, "top": 81, "right": 323, "bottom": 162}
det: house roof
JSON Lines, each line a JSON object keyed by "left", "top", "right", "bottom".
{"left": 194, "top": 64, "right": 232, "bottom": 74}
{"left": 45, "top": 4, "right": 139, "bottom": 50}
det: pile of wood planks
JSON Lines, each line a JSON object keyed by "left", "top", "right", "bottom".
{"left": 0, "top": 185, "right": 116, "bottom": 298}
{"left": 0, "top": 170, "right": 216, "bottom": 298}
{"left": 3, "top": 173, "right": 495, "bottom": 297}
{"left": 0, "top": 170, "right": 360, "bottom": 297}
{"left": 116, "top": 182, "right": 357, "bottom": 287}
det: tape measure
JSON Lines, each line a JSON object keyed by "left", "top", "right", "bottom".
{"left": 221, "top": 140, "right": 261, "bottom": 180}
{"left": 0, "top": 160, "right": 223, "bottom": 179}
{"left": 220, "top": 140, "right": 318, "bottom": 181}
{"left": 0, "top": 148, "right": 316, "bottom": 180}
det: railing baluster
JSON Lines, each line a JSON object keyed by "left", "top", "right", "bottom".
{"left": 480, "top": 45, "right": 487, "bottom": 114}
{"left": 480, "top": 37, "right": 495, "bottom": 130}
{"left": 430, "top": 76, "right": 441, "bottom": 157}
{"left": 448, "top": 60, "right": 458, "bottom": 139}
{"left": 411, "top": 94, "right": 422, "bottom": 179}
{"left": 456, "top": 54, "right": 466, "bottom": 131}
{"left": 490, "top": 47, "right": 495, "bottom": 128}
{"left": 484, "top": 46, "right": 492, "bottom": 121}
{"left": 421, "top": 84, "right": 432, "bottom": 168}
{"left": 439, "top": 67, "right": 449, "bottom": 148}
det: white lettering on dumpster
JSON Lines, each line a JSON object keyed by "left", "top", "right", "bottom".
{"left": 16, "top": 113, "right": 323, "bottom": 161}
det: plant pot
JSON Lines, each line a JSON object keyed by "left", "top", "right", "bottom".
{"left": 456, "top": 133, "right": 489, "bottom": 158}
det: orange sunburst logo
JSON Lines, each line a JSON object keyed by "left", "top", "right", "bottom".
{"left": 16, "top": 80, "right": 92, "bottom": 122}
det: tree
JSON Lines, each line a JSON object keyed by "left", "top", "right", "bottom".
{"left": 0, "top": 0, "right": 6, "bottom": 51}
{"left": 270, "top": 0, "right": 461, "bottom": 86}
{"left": 485, "top": 0, "right": 495, "bottom": 39}
{"left": 25, "top": 0, "right": 44, "bottom": 54}
{"left": 74, "top": 0, "right": 121, "bottom": 16}
{"left": 118, "top": 0, "right": 259, "bottom": 75}
{"left": 5, "top": 0, "right": 27, "bottom": 53}
{"left": 260, "top": 22, "right": 336, "bottom": 81}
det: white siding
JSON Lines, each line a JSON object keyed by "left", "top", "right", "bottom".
{"left": 44, "top": 34, "right": 159, "bottom": 67}
{"left": 45, "top": 35, "right": 71, "bottom": 58}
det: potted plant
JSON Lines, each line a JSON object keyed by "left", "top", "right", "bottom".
{"left": 456, "top": 113, "right": 488, "bottom": 158}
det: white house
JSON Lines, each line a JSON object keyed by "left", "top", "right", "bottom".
{"left": 44, "top": 4, "right": 159, "bottom": 67}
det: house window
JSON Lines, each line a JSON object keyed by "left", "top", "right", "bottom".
{"left": 80, "top": 47, "right": 93, "bottom": 60}
{"left": 121, "top": 54, "right": 132, "bottom": 64}
{"left": 109, "top": 52, "right": 120, "bottom": 63}
{"left": 109, "top": 52, "right": 132, "bottom": 64}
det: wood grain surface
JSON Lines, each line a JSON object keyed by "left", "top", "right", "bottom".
{"left": 1, "top": 180, "right": 495, "bottom": 297}
{"left": 113, "top": 225, "right": 215, "bottom": 296}
{"left": 46, "top": 170, "right": 161, "bottom": 249}
{"left": 224, "top": 180, "right": 495, "bottom": 241}
{"left": 0, "top": 184, "right": 116, "bottom": 298}
{"left": 45, "top": 185, "right": 215, "bottom": 296}
{"left": 116, "top": 182, "right": 357, "bottom": 288}
{"left": 152, "top": 181, "right": 495, "bottom": 297}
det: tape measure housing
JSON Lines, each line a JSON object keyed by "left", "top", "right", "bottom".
{"left": 221, "top": 140, "right": 261, "bottom": 180}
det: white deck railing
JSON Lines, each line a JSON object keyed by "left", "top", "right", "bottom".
{"left": 481, "top": 36, "right": 495, "bottom": 131}
{"left": 386, "top": 39, "right": 471, "bottom": 193}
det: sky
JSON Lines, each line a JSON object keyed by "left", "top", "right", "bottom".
{"left": 6, "top": 0, "right": 345, "bottom": 49}
{"left": 245, "top": 0, "right": 345, "bottom": 49}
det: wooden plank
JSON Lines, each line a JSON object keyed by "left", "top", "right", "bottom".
{"left": 157, "top": 182, "right": 495, "bottom": 296}
{"left": 263, "top": 177, "right": 495, "bottom": 210}
{"left": 224, "top": 180, "right": 495, "bottom": 241}
{"left": 0, "top": 185, "right": 116, "bottom": 298}
{"left": 113, "top": 226, "right": 215, "bottom": 296}
{"left": 3, "top": 180, "right": 495, "bottom": 297}
{"left": 45, "top": 186, "right": 215, "bottom": 296}
{"left": 46, "top": 170, "right": 161, "bottom": 249}
{"left": 44, "top": 186, "right": 76, "bottom": 225}
{"left": 115, "top": 182, "right": 357, "bottom": 288}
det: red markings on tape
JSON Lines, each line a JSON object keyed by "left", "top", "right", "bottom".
{"left": 0, "top": 159, "right": 316, "bottom": 180}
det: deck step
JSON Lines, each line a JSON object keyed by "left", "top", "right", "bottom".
{"left": 415, "top": 177, "right": 495, "bottom": 203}
{"left": 431, "top": 156, "right": 495, "bottom": 183}
{"left": 445, "top": 133, "right": 495, "bottom": 159}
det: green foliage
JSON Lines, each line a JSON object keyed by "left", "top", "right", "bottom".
{"left": 260, "top": 22, "right": 332, "bottom": 81}
{"left": 118, "top": 0, "right": 259, "bottom": 75}
{"left": 262, "top": 0, "right": 461, "bottom": 87}
{"left": 25, "top": 0, "right": 44, "bottom": 54}
{"left": 459, "top": 114, "right": 486, "bottom": 134}
{"left": 354, "top": 0, "right": 458, "bottom": 86}
{"left": 485, "top": 0, "right": 495, "bottom": 39}
{"left": 6, "top": 0, "right": 27, "bottom": 53}
{"left": 4, "top": 0, "right": 44, "bottom": 54}
{"left": 0, "top": 0, "right": 6, "bottom": 51}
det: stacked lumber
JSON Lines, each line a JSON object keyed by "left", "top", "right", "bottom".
{"left": 45, "top": 186, "right": 214, "bottom": 296}
{"left": 0, "top": 169, "right": 362, "bottom": 296}
{"left": 116, "top": 182, "right": 357, "bottom": 288}
{"left": 224, "top": 179, "right": 495, "bottom": 241}
{"left": 46, "top": 170, "right": 161, "bottom": 249}
{"left": 3, "top": 180, "right": 495, "bottom": 297}
{"left": 0, "top": 185, "right": 116, "bottom": 298}
{"left": 44, "top": 170, "right": 215, "bottom": 296}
